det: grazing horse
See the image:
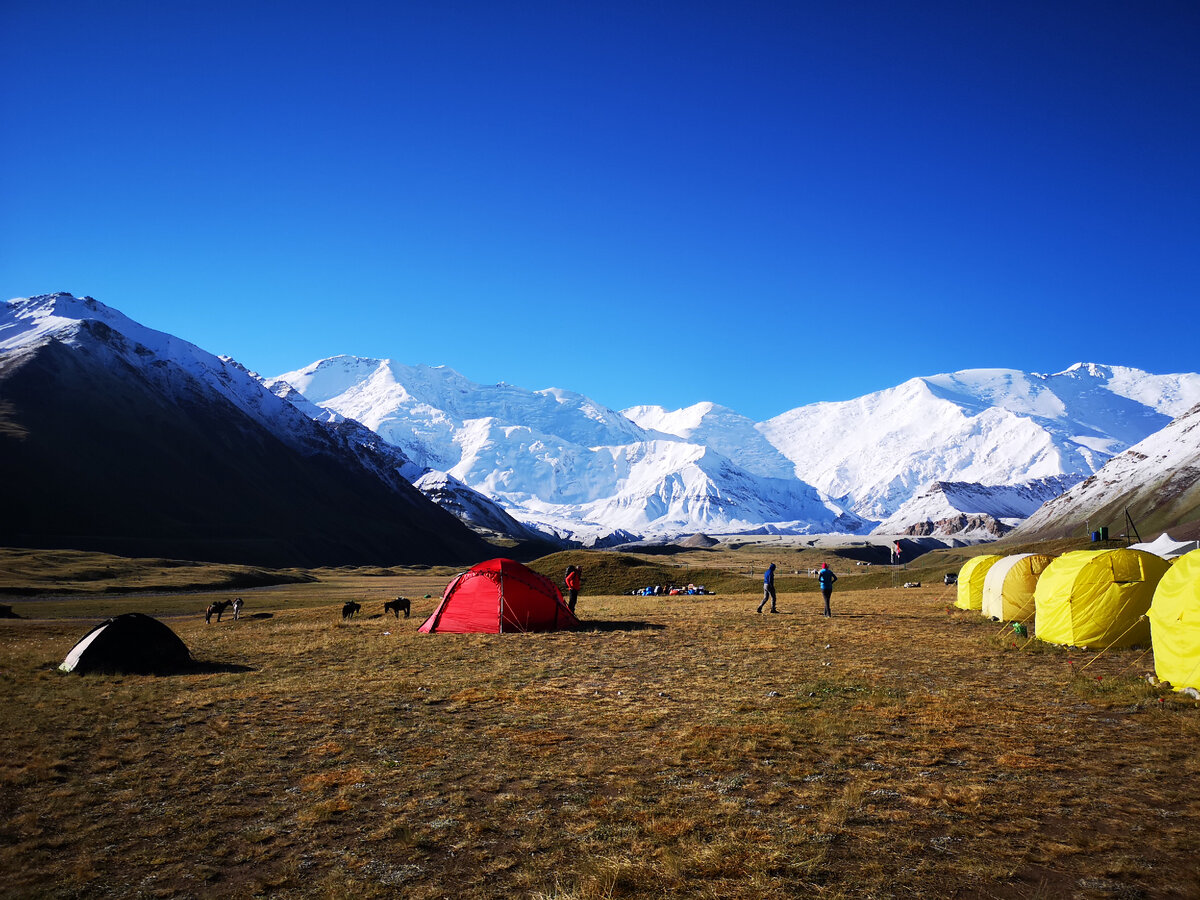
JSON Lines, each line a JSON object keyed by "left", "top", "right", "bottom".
{"left": 206, "top": 600, "right": 233, "bottom": 623}
{"left": 384, "top": 597, "right": 410, "bottom": 618}
{"left": 342, "top": 601, "right": 361, "bottom": 621}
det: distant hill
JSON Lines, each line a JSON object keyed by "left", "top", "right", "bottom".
{"left": 1008, "top": 402, "right": 1200, "bottom": 543}
{"left": 0, "top": 294, "right": 492, "bottom": 567}
{"left": 873, "top": 476, "right": 1084, "bottom": 537}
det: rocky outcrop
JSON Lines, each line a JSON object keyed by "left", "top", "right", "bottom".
{"left": 902, "top": 514, "right": 1013, "bottom": 538}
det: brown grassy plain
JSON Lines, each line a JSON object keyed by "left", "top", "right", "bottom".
{"left": 2, "top": 552, "right": 1199, "bottom": 899}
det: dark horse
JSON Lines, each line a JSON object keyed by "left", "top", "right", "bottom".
{"left": 206, "top": 600, "right": 233, "bottom": 623}
{"left": 384, "top": 597, "right": 411, "bottom": 618}
{"left": 342, "top": 601, "right": 361, "bottom": 621}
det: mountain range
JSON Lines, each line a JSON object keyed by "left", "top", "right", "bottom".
{"left": 3, "top": 292, "right": 1199, "bottom": 563}
{"left": 272, "top": 354, "right": 1200, "bottom": 543}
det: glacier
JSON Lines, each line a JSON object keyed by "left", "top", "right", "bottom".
{"left": 271, "top": 356, "right": 1200, "bottom": 544}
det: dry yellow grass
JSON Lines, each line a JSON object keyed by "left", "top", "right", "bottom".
{"left": 2, "top": 571, "right": 1199, "bottom": 898}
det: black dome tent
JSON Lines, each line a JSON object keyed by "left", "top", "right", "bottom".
{"left": 59, "top": 613, "right": 192, "bottom": 674}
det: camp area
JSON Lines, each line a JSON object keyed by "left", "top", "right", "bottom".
{"left": 2, "top": 546, "right": 1200, "bottom": 899}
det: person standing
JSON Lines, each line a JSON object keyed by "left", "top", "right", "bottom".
{"left": 818, "top": 563, "right": 838, "bottom": 617}
{"left": 564, "top": 565, "right": 581, "bottom": 613}
{"left": 757, "top": 563, "right": 778, "bottom": 613}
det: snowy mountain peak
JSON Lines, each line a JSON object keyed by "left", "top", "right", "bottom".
{"left": 761, "top": 363, "right": 1200, "bottom": 526}
{"left": 1052, "top": 362, "right": 1107, "bottom": 377}
{"left": 3, "top": 292, "right": 142, "bottom": 352}
{"left": 271, "top": 349, "right": 1200, "bottom": 543}
{"left": 272, "top": 356, "right": 649, "bottom": 473}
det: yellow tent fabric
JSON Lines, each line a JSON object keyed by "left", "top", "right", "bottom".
{"left": 955, "top": 554, "right": 1004, "bottom": 610}
{"left": 1034, "top": 549, "right": 1171, "bottom": 649}
{"left": 981, "top": 553, "right": 1055, "bottom": 621}
{"left": 1148, "top": 549, "right": 1200, "bottom": 690}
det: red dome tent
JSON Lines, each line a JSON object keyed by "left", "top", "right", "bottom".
{"left": 418, "top": 558, "right": 580, "bottom": 634}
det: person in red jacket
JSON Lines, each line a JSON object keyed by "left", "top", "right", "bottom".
{"left": 564, "top": 565, "right": 581, "bottom": 613}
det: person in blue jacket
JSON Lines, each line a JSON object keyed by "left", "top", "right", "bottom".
{"left": 818, "top": 563, "right": 838, "bottom": 616}
{"left": 757, "top": 563, "right": 778, "bottom": 613}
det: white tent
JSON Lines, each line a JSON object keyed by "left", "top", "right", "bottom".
{"left": 981, "top": 553, "right": 1054, "bottom": 622}
{"left": 1128, "top": 533, "right": 1199, "bottom": 560}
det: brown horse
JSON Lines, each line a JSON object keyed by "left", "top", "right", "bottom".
{"left": 383, "top": 597, "right": 410, "bottom": 618}
{"left": 205, "top": 600, "right": 233, "bottom": 623}
{"left": 342, "top": 601, "right": 361, "bottom": 621}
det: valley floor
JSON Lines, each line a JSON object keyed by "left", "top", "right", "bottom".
{"left": 2, "top": 578, "right": 1198, "bottom": 899}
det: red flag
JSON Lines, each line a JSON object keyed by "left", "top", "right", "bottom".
{"left": 893, "top": 541, "right": 902, "bottom": 559}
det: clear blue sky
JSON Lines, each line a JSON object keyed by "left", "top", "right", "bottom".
{"left": 3, "top": 1, "right": 1198, "bottom": 420}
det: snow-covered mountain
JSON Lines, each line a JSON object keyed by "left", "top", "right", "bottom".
{"left": 0, "top": 294, "right": 491, "bottom": 565}
{"left": 275, "top": 356, "right": 647, "bottom": 472}
{"left": 271, "top": 357, "right": 1200, "bottom": 543}
{"left": 410, "top": 470, "right": 548, "bottom": 544}
{"left": 8, "top": 293, "right": 1197, "bottom": 551}
{"left": 873, "top": 475, "right": 1085, "bottom": 537}
{"left": 1011, "top": 401, "right": 1200, "bottom": 542}
{"left": 758, "top": 365, "right": 1200, "bottom": 524}
{"left": 271, "top": 357, "right": 868, "bottom": 542}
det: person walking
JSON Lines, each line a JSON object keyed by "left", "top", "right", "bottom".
{"left": 564, "top": 565, "right": 581, "bottom": 613}
{"left": 757, "top": 563, "right": 778, "bottom": 613}
{"left": 818, "top": 563, "right": 838, "bottom": 616}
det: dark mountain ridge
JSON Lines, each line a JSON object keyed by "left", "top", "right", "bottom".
{"left": 0, "top": 300, "right": 492, "bottom": 567}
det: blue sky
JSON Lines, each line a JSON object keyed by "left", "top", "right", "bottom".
{"left": 3, "top": 1, "right": 1198, "bottom": 421}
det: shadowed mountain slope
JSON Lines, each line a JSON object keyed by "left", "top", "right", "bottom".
{"left": 0, "top": 298, "right": 491, "bottom": 567}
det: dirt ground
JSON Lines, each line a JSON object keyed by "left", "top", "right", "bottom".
{"left": 2, "top": 575, "right": 1198, "bottom": 899}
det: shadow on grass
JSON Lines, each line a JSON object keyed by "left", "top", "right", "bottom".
{"left": 50, "top": 660, "right": 257, "bottom": 676}
{"left": 187, "top": 660, "right": 256, "bottom": 674}
{"left": 575, "top": 620, "right": 666, "bottom": 633}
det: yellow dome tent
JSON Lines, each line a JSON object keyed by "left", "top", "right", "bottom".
{"left": 981, "top": 553, "right": 1055, "bottom": 622}
{"left": 955, "top": 554, "right": 1004, "bottom": 611}
{"left": 1034, "top": 549, "right": 1171, "bottom": 649}
{"left": 1148, "top": 549, "right": 1200, "bottom": 690}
